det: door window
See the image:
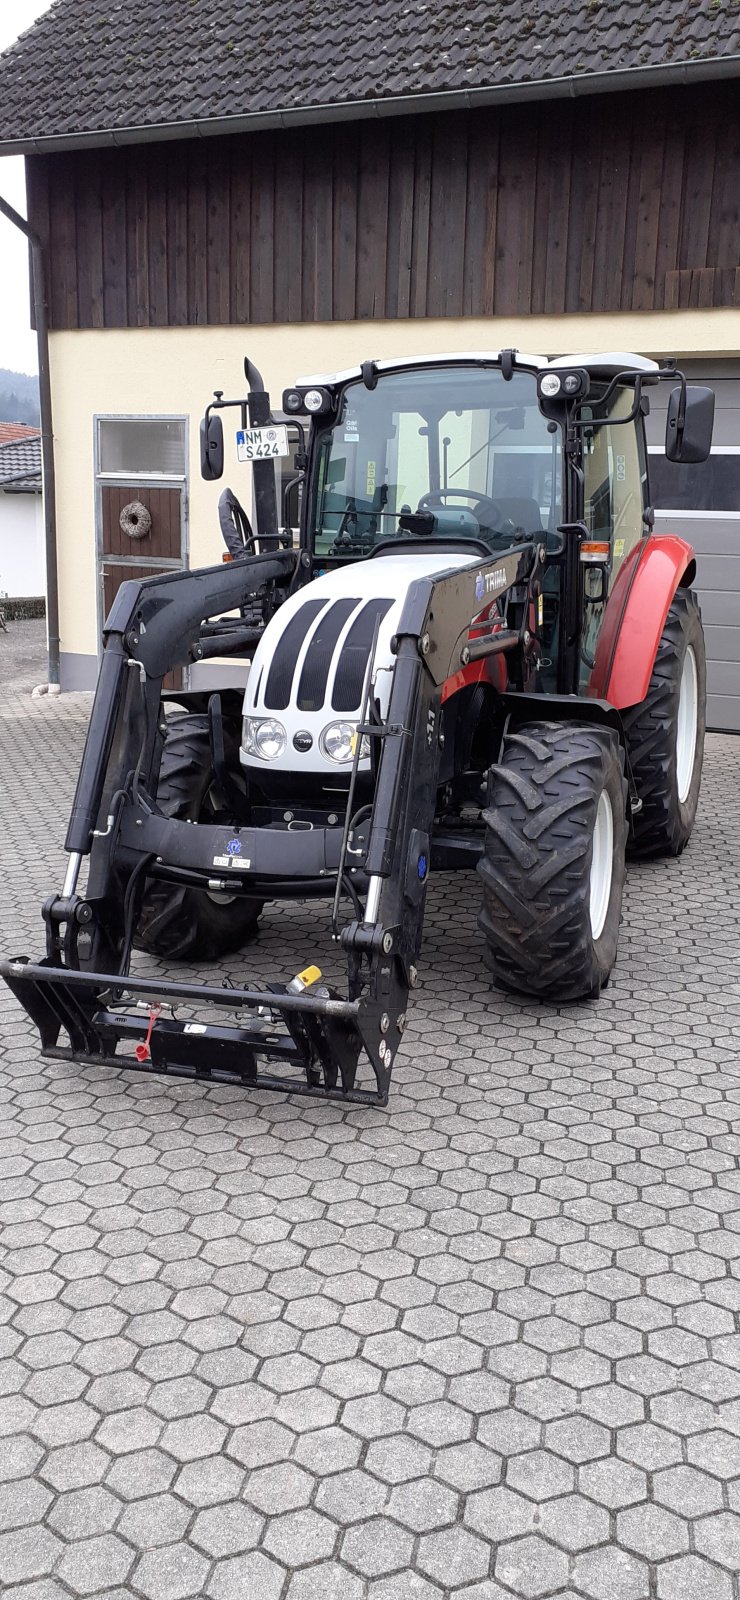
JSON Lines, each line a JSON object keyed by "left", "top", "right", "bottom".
{"left": 580, "top": 389, "right": 648, "bottom": 687}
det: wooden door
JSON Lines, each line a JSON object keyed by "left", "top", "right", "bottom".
{"left": 100, "top": 483, "right": 185, "bottom": 686}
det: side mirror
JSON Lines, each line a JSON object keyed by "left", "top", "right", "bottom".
{"left": 665, "top": 384, "right": 714, "bottom": 464}
{"left": 200, "top": 413, "right": 224, "bottom": 480}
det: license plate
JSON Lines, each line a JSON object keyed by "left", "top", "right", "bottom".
{"left": 236, "top": 425, "right": 290, "bottom": 461}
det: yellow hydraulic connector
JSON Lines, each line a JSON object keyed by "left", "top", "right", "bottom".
{"left": 287, "top": 965, "right": 323, "bottom": 994}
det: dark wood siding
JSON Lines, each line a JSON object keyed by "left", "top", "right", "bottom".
{"left": 26, "top": 82, "right": 740, "bottom": 330}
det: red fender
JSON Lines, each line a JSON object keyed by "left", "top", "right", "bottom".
{"left": 442, "top": 655, "right": 507, "bottom": 702}
{"left": 590, "top": 535, "right": 696, "bottom": 709}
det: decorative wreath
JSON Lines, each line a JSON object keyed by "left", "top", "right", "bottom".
{"left": 119, "top": 500, "right": 152, "bottom": 540}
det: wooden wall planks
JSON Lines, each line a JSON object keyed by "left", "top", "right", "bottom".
{"left": 26, "top": 83, "right": 740, "bottom": 331}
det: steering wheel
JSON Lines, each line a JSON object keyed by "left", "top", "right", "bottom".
{"left": 417, "top": 489, "right": 516, "bottom": 538}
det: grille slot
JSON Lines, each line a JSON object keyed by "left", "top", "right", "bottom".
{"left": 296, "top": 598, "right": 360, "bottom": 711}
{"left": 263, "top": 599, "right": 328, "bottom": 710}
{"left": 332, "top": 598, "right": 393, "bottom": 712}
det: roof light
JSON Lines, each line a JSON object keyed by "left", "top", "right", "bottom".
{"left": 303, "top": 387, "right": 333, "bottom": 415}
{"left": 538, "top": 368, "right": 589, "bottom": 403}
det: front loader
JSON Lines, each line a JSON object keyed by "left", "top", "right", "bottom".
{"left": 2, "top": 350, "right": 714, "bottom": 1105}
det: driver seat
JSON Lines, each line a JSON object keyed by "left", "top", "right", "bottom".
{"left": 491, "top": 497, "right": 543, "bottom": 539}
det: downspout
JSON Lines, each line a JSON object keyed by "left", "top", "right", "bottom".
{"left": 0, "top": 192, "right": 60, "bottom": 688}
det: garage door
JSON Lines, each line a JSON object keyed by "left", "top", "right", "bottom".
{"left": 647, "top": 366, "right": 740, "bottom": 733}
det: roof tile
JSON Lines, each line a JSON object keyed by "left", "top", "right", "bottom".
{"left": 0, "top": 0, "right": 737, "bottom": 149}
{"left": 0, "top": 435, "right": 42, "bottom": 491}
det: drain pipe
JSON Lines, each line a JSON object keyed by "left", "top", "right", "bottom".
{"left": 0, "top": 192, "right": 60, "bottom": 688}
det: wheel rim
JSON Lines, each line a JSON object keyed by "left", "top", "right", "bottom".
{"left": 676, "top": 645, "right": 698, "bottom": 804}
{"left": 590, "top": 788, "right": 614, "bottom": 942}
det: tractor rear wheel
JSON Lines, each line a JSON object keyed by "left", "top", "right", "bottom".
{"left": 136, "top": 713, "right": 263, "bottom": 961}
{"left": 622, "top": 588, "right": 706, "bottom": 858}
{"left": 478, "top": 721, "right": 628, "bottom": 1002}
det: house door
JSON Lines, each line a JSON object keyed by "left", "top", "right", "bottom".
{"left": 96, "top": 417, "right": 188, "bottom": 686}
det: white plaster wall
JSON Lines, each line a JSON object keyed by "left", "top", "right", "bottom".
{"left": 48, "top": 307, "right": 740, "bottom": 663}
{"left": 0, "top": 490, "right": 45, "bottom": 597}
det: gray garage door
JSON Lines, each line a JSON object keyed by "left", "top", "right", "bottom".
{"left": 647, "top": 362, "right": 740, "bottom": 733}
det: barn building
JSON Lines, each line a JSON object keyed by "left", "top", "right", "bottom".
{"left": 0, "top": 0, "right": 738, "bottom": 725}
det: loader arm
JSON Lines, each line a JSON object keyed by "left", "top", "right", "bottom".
{"left": 2, "top": 542, "right": 540, "bottom": 1105}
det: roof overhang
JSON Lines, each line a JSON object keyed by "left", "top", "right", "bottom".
{"left": 1, "top": 52, "right": 739, "bottom": 156}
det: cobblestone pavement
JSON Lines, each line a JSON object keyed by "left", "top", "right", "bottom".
{"left": 1, "top": 620, "right": 740, "bottom": 1600}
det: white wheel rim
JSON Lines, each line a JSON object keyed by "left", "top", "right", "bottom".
{"left": 676, "top": 645, "right": 698, "bottom": 804}
{"left": 590, "top": 788, "right": 614, "bottom": 942}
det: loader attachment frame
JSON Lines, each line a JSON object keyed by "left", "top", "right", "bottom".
{"left": 1, "top": 540, "right": 540, "bottom": 1105}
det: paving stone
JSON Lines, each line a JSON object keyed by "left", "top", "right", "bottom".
{"left": 134, "top": 1543, "right": 212, "bottom": 1600}
{"left": 506, "top": 1449, "right": 575, "bottom": 1501}
{"left": 652, "top": 1464, "right": 722, "bottom": 1517}
{"left": 0, "top": 1527, "right": 64, "bottom": 1586}
{"left": 495, "top": 1534, "right": 569, "bottom": 1597}
{"left": 539, "top": 1492, "right": 610, "bottom": 1550}
{"left": 579, "top": 1457, "right": 647, "bottom": 1509}
{"left": 656, "top": 1554, "right": 734, "bottom": 1600}
{"left": 0, "top": 655, "right": 737, "bottom": 1600}
{"left": 206, "top": 1551, "right": 286, "bottom": 1600}
{"left": 118, "top": 1494, "right": 192, "bottom": 1548}
{"left": 317, "top": 1468, "right": 388, "bottom": 1523}
{"left": 191, "top": 1503, "right": 264, "bottom": 1557}
{"left": 55, "top": 1535, "right": 135, "bottom": 1596}
{"left": 262, "top": 1507, "right": 338, "bottom": 1567}
{"left": 387, "top": 1476, "right": 458, "bottom": 1532}
{"left": 617, "top": 1502, "right": 689, "bottom": 1559}
{"left": 175, "top": 1456, "right": 246, "bottom": 1507}
{"left": 46, "top": 1486, "right": 120, "bottom": 1539}
{"left": 693, "top": 1510, "right": 740, "bottom": 1569}
{"left": 417, "top": 1525, "right": 490, "bottom": 1586}
{"left": 573, "top": 1545, "right": 651, "bottom": 1600}
{"left": 286, "top": 1564, "right": 364, "bottom": 1600}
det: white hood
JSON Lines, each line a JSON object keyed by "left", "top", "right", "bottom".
{"left": 240, "top": 552, "right": 477, "bottom": 775}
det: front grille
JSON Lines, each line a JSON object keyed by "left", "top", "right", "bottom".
{"left": 263, "top": 599, "right": 328, "bottom": 710}
{"left": 332, "top": 598, "right": 393, "bottom": 711}
{"left": 296, "top": 598, "right": 360, "bottom": 711}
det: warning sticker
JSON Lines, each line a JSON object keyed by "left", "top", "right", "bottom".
{"left": 213, "top": 856, "right": 252, "bottom": 869}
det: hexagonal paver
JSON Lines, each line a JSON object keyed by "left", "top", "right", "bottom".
{"left": 417, "top": 1525, "right": 489, "bottom": 1587}
{"left": 540, "top": 1493, "right": 610, "bottom": 1551}
{"left": 693, "top": 1512, "right": 740, "bottom": 1569}
{"left": 656, "top": 1554, "right": 734, "bottom": 1600}
{"left": 495, "top": 1534, "right": 569, "bottom": 1597}
{"left": 56, "top": 1535, "right": 135, "bottom": 1596}
{"left": 316, "top": 1468, "right": 387, "bottom": 1523}
{"left": 617, "top": 1503, "right": 689, "bottom": 1560}
{"left": 388, "top": 1477, "right": 458, "bottom": 1533}
{"left": 262, "top": 1508, "right": 338, "bottom": 1568}
{"left": 134, "top": 1543, "right": 214, "bottom": 1600}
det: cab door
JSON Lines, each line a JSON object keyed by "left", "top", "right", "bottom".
{"left": 580, "top": 389, "right": 649, "bottom": 691}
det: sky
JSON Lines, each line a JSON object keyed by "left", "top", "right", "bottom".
{"left": 0, "top": 0, "right": 55, "bottom": 376}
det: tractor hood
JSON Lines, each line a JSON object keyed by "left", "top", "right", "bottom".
{"left": 240, "top": 551, "right": 478, "bottom": 775}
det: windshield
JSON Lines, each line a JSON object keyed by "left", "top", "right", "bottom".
{"left": 310, "top": 365, "right": 561, "bottom": 558}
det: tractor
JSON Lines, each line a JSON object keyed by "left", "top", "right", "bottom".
{"left": 1, "top": 349, "right": 713, "bottom": 1105}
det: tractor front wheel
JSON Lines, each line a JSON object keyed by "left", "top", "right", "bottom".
{"left": 478, "top": 721, "right": 628, "bottom": 1002}
{"left": 136, "top": 713, "right": 263, "bottom": 961}
{"left": 622, "top": 588, "right": 706, "bottom": 858}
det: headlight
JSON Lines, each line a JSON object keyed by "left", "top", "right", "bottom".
{"left": 242, "top": 717, "right": 286, "bottom": 761}
{"left": 319, "top": 721, "right": 370, "bottom": 764}
{"left": 540, "top": 373, "right": 562, "bottom": 398}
